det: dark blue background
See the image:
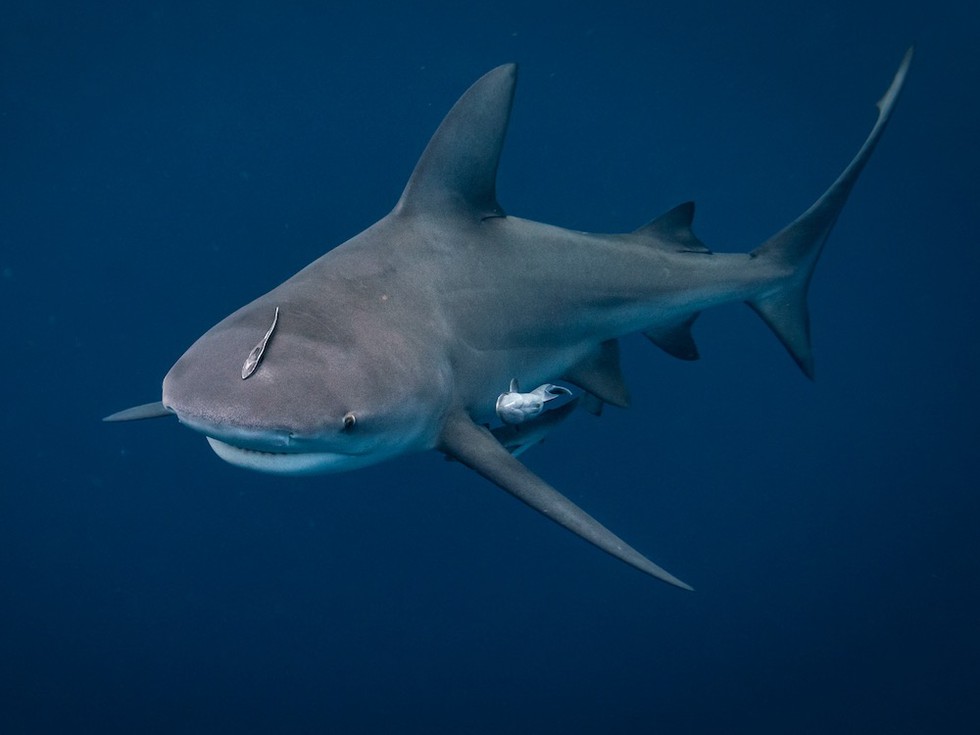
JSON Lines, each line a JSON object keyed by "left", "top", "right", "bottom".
{"left": 2, "top": 1, "right": 977, "bottom": 732}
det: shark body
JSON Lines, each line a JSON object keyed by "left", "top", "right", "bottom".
{"left": 107, "top": 51, "right": 913, "bottom": 589}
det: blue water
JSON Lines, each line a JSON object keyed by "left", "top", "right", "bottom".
{"left": 2, "top": 2, "right": 978, "bottom": 732}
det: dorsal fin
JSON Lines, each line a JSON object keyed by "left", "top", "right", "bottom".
{"left": 394, "top": 64, "right": 517, "bottom": 220}
{"left": 562, "top": 340, "right": 630, "bottom": 408}
{"left": 634, "top": 201, "right": 711, "bottom": 253}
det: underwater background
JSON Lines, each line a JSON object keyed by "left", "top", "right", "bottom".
{"left": 2, "top": 1, "right": 978, "bottom": 732}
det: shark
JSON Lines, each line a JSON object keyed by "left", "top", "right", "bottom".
{"left": 106, "top": 49, "right": 913, "bottom": 589}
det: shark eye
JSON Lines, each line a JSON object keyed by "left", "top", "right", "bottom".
{"left": 342, "top": 412, "right": 356, "bottom": 431}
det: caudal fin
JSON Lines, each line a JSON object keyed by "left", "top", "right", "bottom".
{"left": 748, "top": 47, "right": 913, "bottom": 379}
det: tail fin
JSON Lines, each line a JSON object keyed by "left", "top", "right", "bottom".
{"left": 748, "top": 47, "right": 913, "bottom": 379}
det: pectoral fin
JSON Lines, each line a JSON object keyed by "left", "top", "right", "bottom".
{"left": 103, "top": 401, "right": 172, "bottom": 422}
{"left": 439, "top": 413, "right": 692, "bottom": 589}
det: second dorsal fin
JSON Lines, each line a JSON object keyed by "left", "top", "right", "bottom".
{"left": 633, "top": 202, "right": 711, "bottom": 254}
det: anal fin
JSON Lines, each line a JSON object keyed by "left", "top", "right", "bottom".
{"left": 439, "top": 413, "right": 693, "bottom": 589}
{"left": 644, "top": 312, "right": 701, "bottom": 361}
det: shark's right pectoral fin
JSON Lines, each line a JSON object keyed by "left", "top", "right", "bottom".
{"left": 438, "top": 413, "right": 693, "bottom": 589}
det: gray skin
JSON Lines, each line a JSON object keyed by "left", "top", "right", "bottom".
{"left": 106, "top": 49, "right": 913, "bottom": 589}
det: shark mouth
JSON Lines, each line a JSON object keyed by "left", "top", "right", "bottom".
{"left": 204, "top": 437, "right": 357, "bottom": 476}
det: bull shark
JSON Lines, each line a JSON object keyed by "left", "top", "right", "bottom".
{"left": 106, "top": 49, "right": 913, "bottom": 589}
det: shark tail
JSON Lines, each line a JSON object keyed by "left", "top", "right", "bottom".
{"left": 747, "top": 47, "right": 913, "bottom": 379}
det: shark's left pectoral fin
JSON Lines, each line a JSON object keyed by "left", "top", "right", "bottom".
{"left": 103, "top": 401, "right": 172, "bottom": 422}
{"left": 439, "top": 413, "right": 693, "bottom": 589}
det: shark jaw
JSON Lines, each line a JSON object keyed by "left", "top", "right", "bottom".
{"left": 203, "top": 436, "right": 367, "bottom": 476}
{"left": 168, "top": 398, "right": 435, "bottom": 478}
{"left": 170, "top": 411, "right": 379, "bottom": 477}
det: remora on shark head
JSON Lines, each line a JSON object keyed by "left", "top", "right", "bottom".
{"left": 106, "top": 49, "right": 914, "bottom": 589}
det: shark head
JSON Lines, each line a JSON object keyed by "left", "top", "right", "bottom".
{"left": 159, "top": 281, "right": 450, "bottom": 476}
